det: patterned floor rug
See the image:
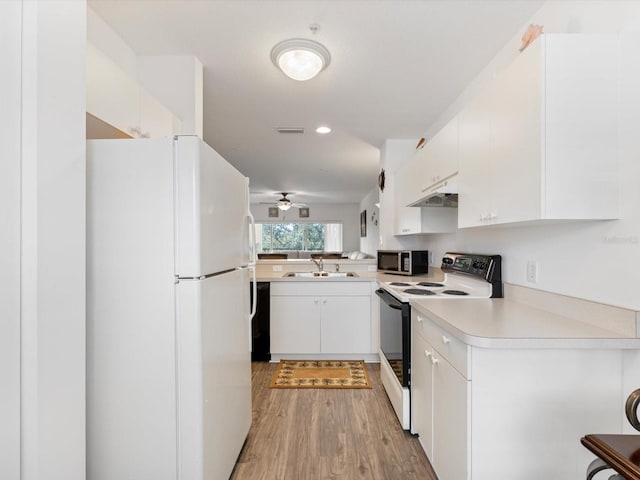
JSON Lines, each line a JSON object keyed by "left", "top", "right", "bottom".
{"left": 269, "top": 360, "right": 372, "bottom": 389}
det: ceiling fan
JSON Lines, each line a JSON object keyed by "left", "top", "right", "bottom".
{"left": 261, "top": 192, "right": 307, "bottom": 211}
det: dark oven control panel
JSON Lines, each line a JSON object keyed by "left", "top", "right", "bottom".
{"left": 441, "top": 253, "right": 502, "bottom": 283}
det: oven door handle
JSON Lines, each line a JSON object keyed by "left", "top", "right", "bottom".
{"left": 375, "top": 288, "right": 404, "bottom": 310}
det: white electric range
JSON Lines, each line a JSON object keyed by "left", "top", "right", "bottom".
{"left": 376, "top": 252, "right": 502, "bottom": 429}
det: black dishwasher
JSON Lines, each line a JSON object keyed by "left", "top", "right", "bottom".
{"left": 250, "top": 282, "right": 270, "bottom": 361}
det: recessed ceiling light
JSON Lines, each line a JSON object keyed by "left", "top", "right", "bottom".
{"left": 315, "top": 126, "right": 331, "bottom": 134}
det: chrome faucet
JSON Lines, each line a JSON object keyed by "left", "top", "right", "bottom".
{"left": 311, "top": 257, "right": 324, "bottom": 272}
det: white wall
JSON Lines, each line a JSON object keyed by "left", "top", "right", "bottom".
{"left": 250, "top": 203, "right": 361, "bottom": 251}
{"left": 20, "top": 1, "right": 86, "bottom": 479}
{"left": 0, "top": 2, "right": 23, "bottom": 477}
{"left": 359, "top": 187, "right": 380, "bottom": 257}
{"left": 385, "top": 0, "right": 640, "bottom": 311}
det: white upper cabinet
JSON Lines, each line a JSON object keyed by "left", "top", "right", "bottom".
{"left": 87, "top": 43, "right": 139, "bottom": 137}
{"left": 458, "top": 34, "right": 619, "bottom": 228}
{"left": 139, "top": 88, "right": 182, "bottom": 139}
{"left": 394, "top": 158, "right": 457, "bottom": 235}
{"left": 393, "top": 135, "right": 457, "bottom": 236}
{"left": 421, "top": 116, "right": 458, "bottom": 192}
{"left": 87, "top": 43, "right": 181, "bottom": 139}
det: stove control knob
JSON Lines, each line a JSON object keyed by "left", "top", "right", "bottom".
{"left": 442, "top": 257, "right": 453, "bottom": 265}
{"left": 473, "top": 261, "right": 486, "bottom": 270}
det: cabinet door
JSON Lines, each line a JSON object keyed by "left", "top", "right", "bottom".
{"left": 140, "top": 87, "right": 177, "bottom": 139}
{"left": 398, "top": 152, "right": 426, "bottom": 207}
{"left": 270, "top": 296, "right": 320, "bottom": 353}
{"left": 458, "top": 90, "right": 493, "bottom": 228}
{"left": 411, "top": 333, "right": 434, "bottom": 459}
{"left": 320, "top": 296, "right": 371, "bottom": 354}
{"left": 489, "top": 41, "right": 542, "bottom": 225}
{"left": 422, "top": 116, "right": 458, "bottom": 189}
{"left": 394, "top": 159, "right": 423, "bottom": 235}
{"left": 86, "top": 43, "right": 139, "bottom": 137}
{"left": 433, "top": 354, "right": 470, "bottom": 480}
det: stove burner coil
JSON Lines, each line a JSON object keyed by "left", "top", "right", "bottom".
{"left": 403, "top": 288, "right": 437, "bottom": 296}
{"left": 442, "top": 290, "right": 469, "bottom": 296}
{"left": 389, "top": 282, "right": 411, "bottom": 286}
{"left": 416, "top": 282, "right": 445, "bottom": 287}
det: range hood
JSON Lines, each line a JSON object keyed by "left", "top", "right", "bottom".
{"left": 409, "top": 177, "right": 458, "bottom": 208}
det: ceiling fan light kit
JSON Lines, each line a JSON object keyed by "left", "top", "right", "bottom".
{"left": 271, "top": 38, "right": 331, "bottom": 81}
{"left": 261, "top": 192, "right": 308, "bottom": 211}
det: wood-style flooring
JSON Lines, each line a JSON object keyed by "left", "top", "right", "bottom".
{"left": 230, "top": 362, "right": 437, "bottom": 480}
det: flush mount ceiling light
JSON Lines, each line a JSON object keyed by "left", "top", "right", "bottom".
{"left": 315, "top": 126, "right": 331, "bottom": 134}
{"left": 271, "top": 38, "right": 331, "bottom": 81}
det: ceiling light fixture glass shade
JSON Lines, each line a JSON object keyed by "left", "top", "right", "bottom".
{"left": 271, "top": 38, "right": 331, "bottom": 81}
{"left": 277, "top": 203, "right": 292, "bottom": 211}
{"left": 315, "top": 126, "right": 331, "bottom": 134}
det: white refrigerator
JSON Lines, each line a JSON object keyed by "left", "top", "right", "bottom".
{"left": 87, "top": 136, "right": 256, "bottom": 480}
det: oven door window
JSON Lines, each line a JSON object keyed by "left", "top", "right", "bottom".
{"left": 378, "top": 291, "right": 410, "bottom": 387}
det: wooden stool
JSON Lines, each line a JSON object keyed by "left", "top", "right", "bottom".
{"left": 581, "top": 389, "right": 640, "bottom": 479}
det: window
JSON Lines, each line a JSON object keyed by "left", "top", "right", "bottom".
{"left": 256, "top": 223, "right": 343, "bottom": 252}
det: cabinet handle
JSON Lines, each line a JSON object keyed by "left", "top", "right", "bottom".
{"left": 489, "top": 212, "right": 497, "bottom": 221}
{"left": 424, "top": 350, "right": 432, "bottom": 358}
{"left": 314, "top": 298, "right": 319, "bottom": 304}
{"left": 417, "top": 315, "right": 424, "bottom": 323}
{"left": 442, "top": 335, "right": 451, "bottom": 345}
{"left": 430, "top": 355, "right": 439, "bottom": 365}
{"left": 322, "top": 299, "right": 327, "bottom": 304}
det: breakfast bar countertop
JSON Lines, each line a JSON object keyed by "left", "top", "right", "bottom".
{"left": 411, "top": 295, "right": 640, "bottom": 349}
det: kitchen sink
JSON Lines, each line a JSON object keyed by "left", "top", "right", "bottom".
{"left": 283, "top": 271, "right": 358, "bottom": 278}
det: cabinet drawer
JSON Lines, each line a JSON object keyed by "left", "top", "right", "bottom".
{"left": 270, "top": 281, "right": 371, "bottom": 296}
{"left": 413, "top": 309, "right": 469, "bottom": 379}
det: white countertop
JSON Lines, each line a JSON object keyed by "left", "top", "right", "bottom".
{"left": 411, "top": 297, "right": 640, "bottom": 349}
{"left": 256, "top": 268, "right": 445, "bottom": 283}
{"left": 256, "top": 267, "right": 639, "bottom": 348}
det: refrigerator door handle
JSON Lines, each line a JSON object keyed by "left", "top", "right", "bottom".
{"left": 249, "top": 265, "right": 257, "bottom": 320}
{"left": 247, "top": 210, "right": 257, "bottom": 265}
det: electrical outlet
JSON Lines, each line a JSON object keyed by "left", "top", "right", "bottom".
{"left": 526, "top": 260, "right": 538, "bottom": 283}
{"left": 428, "top": 251, "right": 433, "bottom": 265}
{"left": 272, "top": 265, "right": 283, "bottom": 272}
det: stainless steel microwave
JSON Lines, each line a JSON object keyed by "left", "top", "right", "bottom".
{"left": 377, "top": 250, "right": 429, "bottom": 276}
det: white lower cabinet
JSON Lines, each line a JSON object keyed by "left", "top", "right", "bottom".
{"left": 412, "top": 311, "right": 470, "bottom": 479}
{"left": 270, "top": 296, "right": 321, "bottom": 354}
{"left": 432, "top": 351, "right": 469, "bottom": 480}
{"left": 411, "top": 332, "right": 434, "bottom": 457}
{"left": 411, "top": 306, "right": 624, "bottom": 479}
{"left": 270, "top": 282, "right": 372, "bottom": 356}
{"left": 320, "top": 296, "right": 371, "bottom": 354}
